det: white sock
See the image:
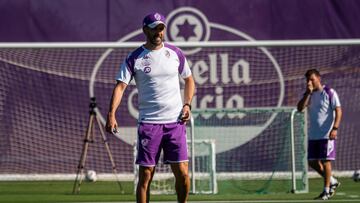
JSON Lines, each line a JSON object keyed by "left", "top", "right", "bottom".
{"left": 324, "top": 187, "right": 330, "bottom": 193}
{"left": 330, "top": 176, "right": 338, "bottom": 185}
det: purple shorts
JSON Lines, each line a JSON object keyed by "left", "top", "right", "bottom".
{"left": 135, "top": 122, "right": 188, "bottom": 167}
{"left": 308, "top": 139, "right": 336, "bottom": 161}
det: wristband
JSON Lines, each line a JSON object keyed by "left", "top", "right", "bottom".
{"left": 304, "top": 92, "right": 312, "bottom": 96}
{"left": 183, "top": 103, "right": 192, "bottom": 110}
{"left": 332, "top": 127, "right": 338, "bottom": 130}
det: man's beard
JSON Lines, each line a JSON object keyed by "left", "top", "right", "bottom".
{"left": 150, "top": 35, "right": 164, "bottom": 46}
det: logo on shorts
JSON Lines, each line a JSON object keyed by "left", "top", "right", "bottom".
{"left": 141, "top": 138, "right": 149, "bottom": 147}
{"left": 327, "top": 140, "right": 334, "bottom": 155}
{"left": 144, "top": 66, "right": 151, "bottom": 73}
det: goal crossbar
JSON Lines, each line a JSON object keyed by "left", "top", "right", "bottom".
{"left": 1, "top": 39, "right": 360, "bottom": 48}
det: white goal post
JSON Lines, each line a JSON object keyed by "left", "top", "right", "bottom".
{"left": 1, "top": 39, "right": 360, "bottom": 48}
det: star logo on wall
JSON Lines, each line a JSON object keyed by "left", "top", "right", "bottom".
{"left": 165, "top": 7, "right": 211, "bottom": 54}
{"left": 176, "top": 18, "right": 197, "bottom": 41}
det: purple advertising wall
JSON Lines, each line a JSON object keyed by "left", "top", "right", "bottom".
{"left": 1, "top": 0, "right": 360, "bottom": 42}
{"left": 0, "top": 0, "right": 359, "bottom": 175}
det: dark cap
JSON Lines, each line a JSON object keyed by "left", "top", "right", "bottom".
{"left": 143, "top": 13, "right": 166, "bottom": 28}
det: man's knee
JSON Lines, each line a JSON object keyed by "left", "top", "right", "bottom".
{"left": 138, "top": 166, "right": 154, "bottom": 186}
{"left": 321, "top": 160, "right": 332, "bottom": 168}
{"left": 177, "top": 169, "right": 189, "bottom": 181}
{"left": 172, "top": 162, "right": 189, "bottom": 182}
{"left": 175, "top": 164, "right": 189, "bottom": 183}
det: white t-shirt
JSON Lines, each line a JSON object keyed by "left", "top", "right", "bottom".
{"left": 308, "top": 85, "right": 341, "bottom": 140}
{"left": 116, "top": 43, "right": 192, "bottom": 123}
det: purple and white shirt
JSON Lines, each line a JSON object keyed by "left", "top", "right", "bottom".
{"left": 308, "top": 86, "right": 341, "bottom": 140}
{"left": 116, "top": 43, "right": 192, "bottom": 123}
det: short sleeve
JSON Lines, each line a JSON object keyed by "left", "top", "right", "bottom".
{"left": 115, "top": 57, "right": 133, "bottom": 84}
{"left": 176, "top": 49, "right": 191, "bottom": 78}
{"left": 180, "top": 58, "right": 192, "bottom": 78}
{"left": 331, "top": 89, "right": 341, "bottom": 108}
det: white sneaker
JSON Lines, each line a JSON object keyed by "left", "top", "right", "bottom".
{"left": 314, "top": 191, "right": 330, "bottom": 200}
{"left": 329, "top": 181, "right": 341, "bottom": 197}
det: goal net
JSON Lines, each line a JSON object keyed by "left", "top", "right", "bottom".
{"left": 0, "top": 41, "right": 359, "bottom": 195}
{"left": 191, "top": 107, "right": 307, "bottom": 194}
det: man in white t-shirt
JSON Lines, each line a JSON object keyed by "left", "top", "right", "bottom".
{"left": 297, "top": 69, "right": 342, "bottom": 200}
{"left": 106, "top": 12, "right": 195, "bottom": 203}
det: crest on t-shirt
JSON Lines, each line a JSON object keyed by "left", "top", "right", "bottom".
{"left": 165, "top": 50, "right": 170, "bottom": 58}
{"left": 144, "top": 66, "right": 151, "bottom": 73}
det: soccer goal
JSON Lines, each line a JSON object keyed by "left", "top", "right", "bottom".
{"left": 191, "top": 107, "right": 308, "bottom": 194}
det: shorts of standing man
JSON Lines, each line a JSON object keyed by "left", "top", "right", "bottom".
{"left": 308, "top": 139, "right": 336, "bottom": 161}
{"left": 135, "top": 122, "right": 188, "bottom": 167}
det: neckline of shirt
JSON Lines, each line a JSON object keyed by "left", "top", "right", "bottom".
{"left": 142, "top": 43, "right": 165, "bottom": 52}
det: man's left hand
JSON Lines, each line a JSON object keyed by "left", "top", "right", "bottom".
{"left": 180, "top": 106, "right": 191, "bottom": 122}
{"left": 329, "top": 129, "right": 337, "bottom": 140}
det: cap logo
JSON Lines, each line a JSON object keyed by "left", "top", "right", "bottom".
{"left": 154, "top": 13, "right": 161, "bottom": 20}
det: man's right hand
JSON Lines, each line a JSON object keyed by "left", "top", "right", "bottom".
{"left": 306, "top": 80, "right": 314, "bottom": 94}
{"left": 105, "top": 113, "right": 118, "bottom": 133}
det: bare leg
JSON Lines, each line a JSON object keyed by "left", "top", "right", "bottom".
{"left": 308, "top": 160, "right": 324, "bottom": 177}
{"left": 170, "top": 162, "right": 190, "bottom": 203}
{"left": 322, "top": 160, "right": 332, "bottom": 188}
{"left": 136, "top": 166, "right": 155, "bottom": 203}
{"left": 309, "top": 160, "right": 332, "bottom": 189}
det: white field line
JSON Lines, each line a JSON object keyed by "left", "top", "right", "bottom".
{"left": 67, "top": 200, "right": 360, "bottom": 203}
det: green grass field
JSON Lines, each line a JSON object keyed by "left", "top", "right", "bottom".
{"left": 0, "top": 178, "right": 359, "bottom": 203}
